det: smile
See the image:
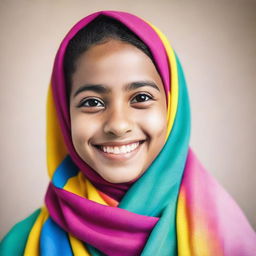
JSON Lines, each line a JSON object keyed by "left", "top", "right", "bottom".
{"left": 100, "top": 142, "right": 140, "bottom": 154}
{"left": 93, "top": 140, "right": 145, "bottom": 159}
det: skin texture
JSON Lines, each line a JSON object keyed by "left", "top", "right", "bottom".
{"left": 69, "top": 39, "right": 167, "bottom": 183}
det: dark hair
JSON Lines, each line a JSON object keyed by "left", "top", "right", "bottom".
{"left": 63, "top": 15, "right": 155, "bottom": 98}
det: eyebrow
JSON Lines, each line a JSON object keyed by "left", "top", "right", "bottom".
{"left": 73, "top": 80, "right": 160, "bottom": 98}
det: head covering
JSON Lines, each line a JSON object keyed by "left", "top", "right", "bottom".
{"left": 1, "top": 10, "right": 255, "bottom": 256}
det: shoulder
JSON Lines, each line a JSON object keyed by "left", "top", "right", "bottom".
{"left": 0, "top": 208, "right": 41, "bottom": 256}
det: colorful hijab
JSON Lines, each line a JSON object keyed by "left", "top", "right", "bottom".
{"left": 1, "top": 10, "right": 255, "bottom": 256}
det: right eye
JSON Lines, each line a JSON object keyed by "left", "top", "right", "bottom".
{"left": 78, "top": 98, "right": 104, "bottom": 108}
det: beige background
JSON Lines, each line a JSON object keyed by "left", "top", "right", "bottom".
{"left": 0, "top": 0, "right": 255, "bottom": 239}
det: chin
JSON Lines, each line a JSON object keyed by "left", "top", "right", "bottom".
{"left": 98, "top": 170, "right": 144, "bottom": 184}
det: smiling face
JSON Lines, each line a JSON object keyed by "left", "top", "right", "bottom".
{"left": 69, "top": 39, "right": 167, "bottom": 183}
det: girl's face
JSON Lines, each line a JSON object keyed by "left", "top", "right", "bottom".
{"left": 69, "top": 39, "right": 167, "bottom": 183}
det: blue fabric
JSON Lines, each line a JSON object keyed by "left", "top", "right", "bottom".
{"left": 40, "top": 218, "right": 73, "bottom": 256}
{"left": 52, "top": 155, "right": 79, "bottom": 188}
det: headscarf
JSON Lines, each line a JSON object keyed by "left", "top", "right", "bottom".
{"left": 1, "top": 10, "right": 255, "bottom": 256}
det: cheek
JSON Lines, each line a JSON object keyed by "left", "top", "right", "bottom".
{"left": 137, "top": 107, "right": 167, "bottom": 171}
{"left": 138, "top": 107, "right": 167, "bottom": 138}
{"left": 70, "top": 114, "right": 100, "bottom": 146}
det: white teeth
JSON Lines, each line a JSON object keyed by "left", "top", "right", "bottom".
{"left": 101, "top": 142, "right": 140, "bottom": 155}
{"left": 114, "top": 147, "right": 120, "bottom": 154}
{"left": 120, "top": 145, "right": 126, "bottom": 153}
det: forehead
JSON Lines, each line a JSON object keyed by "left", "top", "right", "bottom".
{"left": 71, "top": 39, "right": 165, "bottom": 93}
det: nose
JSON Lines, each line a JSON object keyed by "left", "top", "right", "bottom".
{"left": 103, "top": 106, "right": 133, "bottom": 137}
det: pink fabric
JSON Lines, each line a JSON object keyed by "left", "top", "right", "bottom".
{"left": 45, "top": 183, "right": 158, "bottom": 255}
{"left": 180, "top": 149, "right": 256, "bottom": 255}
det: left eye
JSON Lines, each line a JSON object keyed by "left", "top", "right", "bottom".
{"left": 131, "top": 93, "right": 152, "bottom": 103}
{"left": 79, "top": 98, "right": 104, "bottom": 107}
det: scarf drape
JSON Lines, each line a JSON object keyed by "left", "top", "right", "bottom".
{"left": 1, "top": 10, "right": 255, "bottom": 256}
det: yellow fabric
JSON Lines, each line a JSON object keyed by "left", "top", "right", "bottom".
{"left": 64, "top": 171, "right": 109, "bottom": 206}
{"left": 177, "top": 191, "right": 211, "bottom": 256}
{"left": 64, "top": 171, "right": 88, "bottom": 198}
{"left": 24, "top": 207, "right": 49, "bottom": 255}
{"left": 176, "top": 187, "right": 224, "bottom": 256}
{"left": 69, "top": 234, "right": 90, "bottom": 256}
{"left": 176, "top": 188, "right": 192, "bottom": 256}
{"left": 46, "top": 85, "right": 68, "bottom": 179}
{"left": 85, "top": 179, "right": 109, "bottom": 205}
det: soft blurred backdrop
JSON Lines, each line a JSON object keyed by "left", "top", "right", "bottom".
{"left": 0, "top": 0, "right": 255, "bottom": 239}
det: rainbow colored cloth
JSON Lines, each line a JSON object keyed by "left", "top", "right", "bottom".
{"left": 1, "top": 10, "right": 256, "bottom": 256}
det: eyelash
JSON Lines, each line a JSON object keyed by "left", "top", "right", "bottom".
{"left": 131, "top": 93, "right": 153, "bottom": 104}
{"left": 78, "top": 93, "right": 154, "bottom": 108}
{"left": 78, "top": 98, "right": 104, "bottom": 108}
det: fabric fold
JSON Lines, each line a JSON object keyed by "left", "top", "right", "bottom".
{"left": 45, "top": 182, "right": 158, "bottom": 255}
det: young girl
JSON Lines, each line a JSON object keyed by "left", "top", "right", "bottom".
{"left": 1, "top": 10, "right": 255, "bottom": 256}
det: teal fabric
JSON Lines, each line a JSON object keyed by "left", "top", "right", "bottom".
{"left": 0, "top": 208, "right": 41, "bottom": 255}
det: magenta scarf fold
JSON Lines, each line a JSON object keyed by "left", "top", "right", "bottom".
{"left": 46, "top": 183, "right": 158, "bottom": 255}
